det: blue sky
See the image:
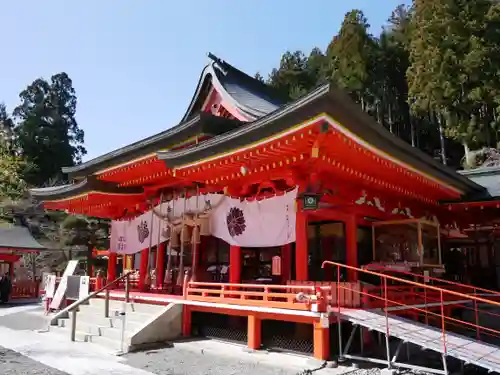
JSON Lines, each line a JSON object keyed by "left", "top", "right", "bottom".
{"left": 1, "top": 1, "right": 409, "bottom": 161}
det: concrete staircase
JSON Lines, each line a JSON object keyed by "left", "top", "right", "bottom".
{"left": 49, "top": 297, "right": 182, "bottom": 353}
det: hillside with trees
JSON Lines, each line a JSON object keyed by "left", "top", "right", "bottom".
{"left": 0, "top": 73, "right": 107, "bottom": 275}
{"left": 261, "top": 1, "right": 500, "bottom": 169}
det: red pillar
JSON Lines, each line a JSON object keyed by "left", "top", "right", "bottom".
{"left": 295, "top": 209, "right": 308, "bottom": 281}
{"left": 248, "top": 314, "right": 262, "bottom": 350}
{"left": 313, "top": 321, "right": 330, "bottom": 360}
{"left": 281, "top": 244, "right": 292, "bottom": 284}
{"left": 182, "top": 306, "right": 191, "bottom": 336}
{"left": 138, "top": 248, "right": 149, "bottom": 291}
{"left": 156, "top": 242, "right": 166, "bottom": 288}
{"left": 107, "top": 253, "right": 117, "bottom": 282}
{"left": 346, "top": 215, "right": 358, "bottom": 281}
{"left": 229, "top": 245, "right": 241, "bottom": 284}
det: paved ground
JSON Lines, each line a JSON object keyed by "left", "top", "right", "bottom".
{"left": 125, "top": 339, "right": 353, "bottom": 375}
{"left": 0, "top": 302, "right": 488, "bottom": 375}
{"left": 0, "top": 303, "right": 356, "bottom": 375}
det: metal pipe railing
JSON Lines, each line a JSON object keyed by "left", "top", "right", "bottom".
{"left": 48, "top": 272, "right": 132, "bottom": 340}
{"left": 321, "top": 260, "right": 500, "bottom": 368}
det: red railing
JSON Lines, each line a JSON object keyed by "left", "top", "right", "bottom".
{"left": 186, "top": 281, "right": 317, "bottom": 310}
{"left": 322, "top": 261, "right": 500, "bottom": 356}
{"left": 11, "top": 280, "right": 39, "bottom": 299}
{"left": 365, "top": 265, "right": 500, "bottom": 300}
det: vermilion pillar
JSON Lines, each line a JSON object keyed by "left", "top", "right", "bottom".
{"left": 295, "top": 209, "right": 308, "bottom": 281}
{"left": 281, "top": 244, "right": 292, "bottom": 283}
{"left": 248, "top": 314, "right": 262, "bottom": 350}
{"left": 229, "top": 245, "right": 241, "bottom": 284}
{"left": 107, "top": 253, "right": 117, "bottom": 282}
{"left": 138, "top": 248, "right": 149, "bottom": 290}
{"left": 345, "top": 215, "right": 358, "bottom": 281}
{"left": 313, "top": 321, "right": 330, "bottom": 360}
{"left": 156, "top": 242, "right": 166, "bottom": 288}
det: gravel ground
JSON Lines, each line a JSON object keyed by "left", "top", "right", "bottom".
{"left": 126, "top": 344, "right": 307, "bottom": 375}
{"left": 0, "top": 346, "right": 70, "bottom": 375}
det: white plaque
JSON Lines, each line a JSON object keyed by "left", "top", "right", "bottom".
{"left": 49, "top": 260, "right": 79, "bottom": 310}
{"left": 78, "top": 276, "right": 90, "bottom": 300}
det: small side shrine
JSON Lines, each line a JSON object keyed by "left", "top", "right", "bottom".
{"left": 362, "top": 218, "right": 444, "bottom": 281}
{"left": 0, "top": 225, "right": 46, "bottom": 299}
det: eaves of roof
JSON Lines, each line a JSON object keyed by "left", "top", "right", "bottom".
{"left": 29, "top": 177, "right": 143, "bottom": 201}
{"left": 159, "top": 84, "right": 484, "bottom": 197}
{"left": 60, "top": 113, "right": 242, "bottom": 179}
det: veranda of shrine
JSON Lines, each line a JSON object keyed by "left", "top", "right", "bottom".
{"left": 30, "top": 54, "right": 500, "bottom": 359}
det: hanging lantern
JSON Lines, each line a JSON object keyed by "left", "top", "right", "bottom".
{"left": 192, "top": 225, "right": 201, "bottom": 244}
{"left": 181, "top": 225, "right": 191, "bottom": 243}
{"left": 199, "top": 215, "right": 210, "bottom": 236}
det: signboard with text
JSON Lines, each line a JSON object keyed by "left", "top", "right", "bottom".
{"left": 49, "top": 260, "right": 79, "bottom": 310}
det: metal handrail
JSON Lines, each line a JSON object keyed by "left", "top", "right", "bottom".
{"left": 365, "top": 264, "right": 500, "bottom": 297}
{"left": 321, "top": 260, "right": 500, "bottom": 372}
{"left": 48, "top": 272, "right": 132, "bottom": 341}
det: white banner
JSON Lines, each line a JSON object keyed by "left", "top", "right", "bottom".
{"left": 110, "top": 188, "right": 297, "bottom": 253}
{"left": 210, "top": 189, "right": 297, "bottom": 247}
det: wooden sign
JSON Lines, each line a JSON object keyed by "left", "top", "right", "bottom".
{"left": 271, "top": 256, "right": 282, "bottom": 276}
{"left": 50, "top": 260, "right": 78, "bottom": 310}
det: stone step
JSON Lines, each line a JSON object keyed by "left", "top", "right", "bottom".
{"left": 57, "top": 317, "right": 133, "bottom": 339}
{"left": 89, "top": 298, "right": 165, "bottom": 315}
{"left": 49, "top": 324, "right": 129, "bottom": 352}
{"left": 77, "top": 305, "right": 157, "bottom": 326}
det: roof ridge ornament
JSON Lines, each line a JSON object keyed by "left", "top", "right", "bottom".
{"left": 207, "top": 52, "right": 228, "bottom": 75}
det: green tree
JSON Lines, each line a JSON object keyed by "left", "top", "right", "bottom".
{"left": 408, "top": 0, "right": 500, "bottom": 166}
{"left": 60, "top": 215, "right": 110, "bottom": 275}
{"left": 267, "top": 50, "right": 321, "bottom": 101}
{"left": 13, "top": 73, "right": 86, "bottom": 186}
{"left": 0, "top": 143, "right": 27, "bottom": 201}
{"left": 327, "top": 10, "right": 376, "bottom": 111}
{"left": 0, "top": 103, "right": 15, "bottom": 152}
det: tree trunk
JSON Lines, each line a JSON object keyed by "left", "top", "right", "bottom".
{"left": 463, "top": 142, "right": 471, "bottom": 168}
{"left": 437, "top": 113, "right": 447, "bottom": 165}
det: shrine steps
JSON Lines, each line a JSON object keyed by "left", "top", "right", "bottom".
{"left": 49, "top": 298, "right": 183, "bottom": 353}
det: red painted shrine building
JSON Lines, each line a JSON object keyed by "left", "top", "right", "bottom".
{"left": 30, "top": 54, "right": 500, "bottom": 359}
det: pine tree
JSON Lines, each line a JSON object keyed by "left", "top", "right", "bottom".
{"left": 13, "top": 73, "right": 86, "bottom": 185}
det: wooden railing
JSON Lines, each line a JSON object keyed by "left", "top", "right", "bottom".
{"left": 186, "top": 281, "right": 317, "bottom": 310}
{"left": 11, "top": 280, "right": 39, "bottom": 299}
{"left": 288, "top": 280, "right": 362, "bottom": 308}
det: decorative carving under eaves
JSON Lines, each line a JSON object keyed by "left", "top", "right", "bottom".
{"left": 391, "top": 204, "right": 414, "bottom": 218}
{"left": 355, "top": 190, "right": 386, "bottom": 212}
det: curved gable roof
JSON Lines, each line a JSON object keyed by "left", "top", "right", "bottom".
{"left": 182, "top": 53, "right": 284, "bottom": 122}
{"left": 160, "top": 84, "right": 485, "bottom": 198}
